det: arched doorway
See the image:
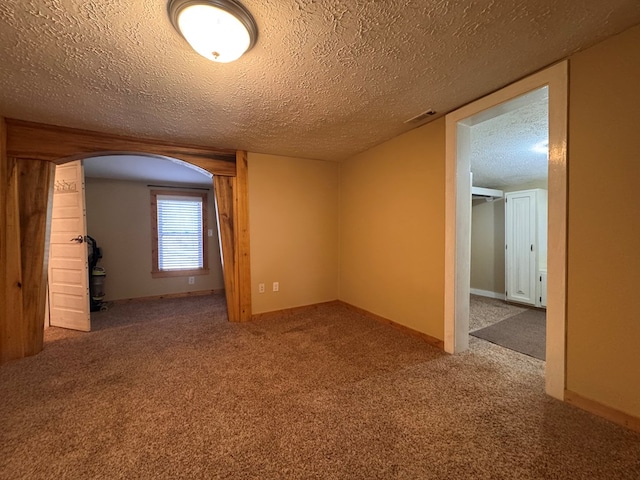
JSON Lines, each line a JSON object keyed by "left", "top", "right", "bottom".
{"left": 0, "top": 118, "right": 251, "bottom": 363}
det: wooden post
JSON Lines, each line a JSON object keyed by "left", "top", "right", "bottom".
{"left": 0, "top": 118, "right": 26, "bottom": 363}
{"left": 234, "top": 151, "right": 251, "bottom": 321}
{"left": 18, "top": 159, "right": 55, "bottom": 356}
{"left": 213, "top": 151, "right": 251, "bottom": 322}
{"left": 214, "top": 175, "right": 240, "bottom": 321}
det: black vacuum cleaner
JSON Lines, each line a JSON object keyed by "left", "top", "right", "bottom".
{"left": 86, "top": 235, "right": 106, "bottom": 312}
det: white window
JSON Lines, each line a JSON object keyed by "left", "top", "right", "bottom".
{"left": 151, "top": 190, "right": 208, "bottom": 278}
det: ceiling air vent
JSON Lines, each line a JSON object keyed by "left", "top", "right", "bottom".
{"left": 404, "top": 109, "right": 436, "bottom": 124}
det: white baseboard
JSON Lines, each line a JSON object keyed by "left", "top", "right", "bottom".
{"left": 470, "top": 288, "right": 505, "bottom": 300}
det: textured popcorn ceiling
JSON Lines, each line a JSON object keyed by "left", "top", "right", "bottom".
{"left": 470, "top": 87, "right": 548, "bottom": 189}
{"left": 1, "top": 1, "right": 640, "bottom": 161}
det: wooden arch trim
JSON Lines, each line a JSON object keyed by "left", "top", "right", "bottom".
{"left": 0, "top": 119, "right": 251, "bottom": 364}
{"left": 5, "top": 119, "right": 238, "bottom": 175}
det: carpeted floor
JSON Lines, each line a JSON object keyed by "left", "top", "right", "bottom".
{"left": 469, "top": 294, "right": 547, "bottom": 359}
{"left": 469, "top": 294, "right": 529, "bottom": 331}
{"left": 470, "top": 299, "right": 546, "bottom": 360}
{"left": 1, "top": 294, "right": 639, "bottom": 479}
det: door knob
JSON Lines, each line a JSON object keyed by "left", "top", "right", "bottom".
{"left": 70, "top": 235, "right": 85, "bottom": 244}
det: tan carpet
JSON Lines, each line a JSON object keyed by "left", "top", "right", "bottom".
{"left": 1, "top": 294, "right": 639, "bottom": 479}
{"left": 469, "top": 294, "right": 528, "bottom": 331}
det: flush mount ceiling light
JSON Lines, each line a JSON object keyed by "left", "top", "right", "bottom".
{"left": 168, "top": 0, "right": 258, "bottom": 63}
{"left": 532, "top": 140, "right": 549, "bottom": 154}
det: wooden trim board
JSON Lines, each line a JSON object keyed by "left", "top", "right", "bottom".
{"left": 253, "top": 301, "right": 444, "bottom": 350}
{"left": 5, "top": 119, "right": 237, "bottom": 176}
{"left": 18, "top": 159, "right": 55, "bottom": 356}
{"left": 339, "top": 302, "right": 445, "bottom": 350}
{"left": 234, "top": 151, "right": 252, "bottom": 321}
{"left": 1, "top": 122, "right": 26, "bottom": 362}
{"left": 565, "top": 390, "right": 640, "bottom": 433}
{"left": 251, "top": 301, "right": 340, "bottom": 322}
{"left": 213, "top": 175, "right": 240, "bottom": 322}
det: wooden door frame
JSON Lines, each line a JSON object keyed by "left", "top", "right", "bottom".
{"left": 0, "top": 119, "right": 251, "bottom": 364}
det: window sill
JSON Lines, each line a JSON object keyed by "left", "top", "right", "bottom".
{"left": 151, "top": 269, "right": 210, "bottom": 279}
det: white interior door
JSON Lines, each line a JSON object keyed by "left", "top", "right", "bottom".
{"left": 47, "top": 161, "right": 91, "bottom": 331}
{"left": 505, "top": 191, "right": 536, "bottom": 305}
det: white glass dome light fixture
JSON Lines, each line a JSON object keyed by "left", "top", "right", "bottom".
{"left": 168, "top": 0, "right": 258, "bottom": 63}
{"left": 532, "top": 139, "right": 549, "bottom": 155}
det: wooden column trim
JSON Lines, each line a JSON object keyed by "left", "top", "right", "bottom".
{"left": 214, "top": 176, "right": 240, "bottom": 321}
{"left": 5, "top": 119, "right": 238, "bottom": 177}
{"left": 1, "top": 129, "right": 27, "bottom": 362}
{"left": 18, "top": 159, "right": 55, "bottom": 356}
{"left": 234, "top": 151, "right": 252, "bottom": 321}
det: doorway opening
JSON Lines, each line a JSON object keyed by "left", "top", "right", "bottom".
{"left": 467, "top": 87, "right": 548, "bottom": 362}
{"left": 444, "top": 62, "right": 568, "bottom": 399}
{"left": 1, "top": 119, "right": 250, "bottom": 364}
{"left": 46, "top": 154, "right": 227, "bottom": 332}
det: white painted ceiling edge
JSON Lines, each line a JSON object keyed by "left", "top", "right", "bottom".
{"left": 83, "top": 155, "right": 213, "bottom": 187}
{"left": 1, "top": 1, "right": 639, "bottom": 162}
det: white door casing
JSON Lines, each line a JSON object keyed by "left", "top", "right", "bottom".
{"left": 47, "top": 161, "right": 91, "bottom": 331}
{"left": 444, "top": 61, "right": 568, "bottom": 400}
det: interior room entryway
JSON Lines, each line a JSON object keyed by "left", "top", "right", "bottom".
{"left": 464, "top": 87, "right": 549, "bottom": 362}
{"left": 444, "top": 62, "right": 568, "bottom": 399}
{"left": 46, "top": 154, "right": 227, "bottom": 332}
{"left": 0, "top": 118, "right": 251, "bottom": 364}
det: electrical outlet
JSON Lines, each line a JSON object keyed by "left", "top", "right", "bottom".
{"left": 188, "top": 276, "right": 195, "bottom": 285}
{"left": 208, "top": 229, "right": 213, "bottom": 237}
{"left": 258, "top": 283, "right": 265, "bottom": 294}
{"left": 273, "top": 281, "right": 279, "bottom": 292}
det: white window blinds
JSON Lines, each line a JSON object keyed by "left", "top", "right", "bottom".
{"left": 157, "top": 195, "right": 203, "bottom": 271}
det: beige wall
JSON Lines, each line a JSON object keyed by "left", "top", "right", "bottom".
{"left": 566, "top": 24, "right": 640, "bottom": 417}
{"left": 470, "top": 198, "right": 505, "bottom": 295}
{"left": 248, "top": 153, "right": 339, "bottom": 314}
{"left": 84, "top": 177, "right": 224, "bottom": 301}
{"left": 246, "top": 26, "right": 640, "bottom": 420}
{"left": 339, "top": 119, "right": 446, "bottom": 339}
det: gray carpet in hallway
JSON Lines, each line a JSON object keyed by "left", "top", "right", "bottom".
{"left": 469, "top": 294, "right": 528, "bottom": 331}
{"left": 471, "top": 309, "right": 546, "bottom": 360}
{"left": 1, "top": 295, "right": 639, "bottom": 479}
